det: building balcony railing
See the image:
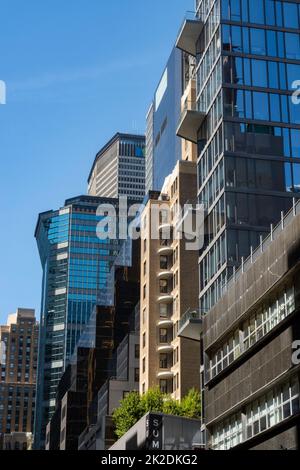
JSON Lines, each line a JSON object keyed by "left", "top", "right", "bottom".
{"left": 157, "top": 344, "right": 174, "bottom": 353}
{"left": 157, "top": 318, "right": 173, "bottom": 327}
{"left": 157, "top": 370, "right": 174, "bottom": 380}
{"left": 176, "top": 11, "right": 204, "bottom": 57}
{"left": 158, "top": 293, "right": 173, "bottom": 304}
{"left": 157, "top": 269, "right": 173, "bottom": 280}
{"left": 176, "top": 100, "right": 206, "bottom": 144}
{"left": 178, "top": 308, "right": 207, "bottom": 341}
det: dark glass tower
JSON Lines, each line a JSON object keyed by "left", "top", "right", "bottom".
{"left": 176, "top": 0, "right": 300, "bottom": 311}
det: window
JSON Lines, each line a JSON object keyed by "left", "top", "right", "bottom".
{"left": 159, "top": 354, "right": 168, "bottom": 369}
{"left": 160, "top": 255, "right": 168, "bottom": 270}
{"left": 159, "top": 303, "right": 168, "bottom": 318}
{"left": 160, "top": 379, "right": 168, "bottom": 394}
{"left": 246, "top": 377, "right": 300, "bottom": 439}
{"left": 142, "top": 333, "right": 146, "bottom": 349}
{"left": 159, "top": 279, "right": 168, "bottom": 294}
{"left": 142, "top": 358, "right": 145, "bottom": 374}
{"left": 209, "top": 286, "right": 295, "bottom": 380}
{"left": 134, "top": 368, "right": 139, "bottom": 382}
{"left": 134, "top": 344, "right": 140, "bottom": 359}
{"left": 212, "top": 415, "right": 243, "bottom": 450}
{"left": 212, "top": 376, "right": 300, "bottom": 450}
{"left": 210, "top": 330, "right": 240, "bottom": 379}
{"left": 159, "top": 328, "right": 168, "bottom": 344}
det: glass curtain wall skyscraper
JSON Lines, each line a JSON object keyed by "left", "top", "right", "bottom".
{"left": 176, "top": 0, "right": 300, "bottom": 312}
{"left": 34, "top": 195, "right": 136, "bottom": 448}
{"left": 145, "top": 48, "right": 184, "bottom": 192}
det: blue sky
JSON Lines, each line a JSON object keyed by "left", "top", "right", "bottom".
{"left": 0, "top": 0, "right": 193, "bottom": 323}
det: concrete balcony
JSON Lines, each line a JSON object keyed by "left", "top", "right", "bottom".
{"left": 157, "top": 318, "right": 173, "bottom": 327}
{"left": 176, "top": 12, "right": 204, "bottom": 56}
{"left": 158, "top": 244, "right": 173, "bottom": 256}
{"left": 176, "top": 100, "right": 206, "bottom": 144}
{"left": 157, "top": 270, "right": 173, "bottom": 280}
{"left": 157, "top": 344, "right": 174, "bottom": 353}
{"left": 177, "top": 308, "right": 206, "bottom": 341}
{"left": 158, "top": 293, "right": 173, "bottom": 303}
{"left": 158, "top": 222, "right": 172, "bottom": 232}
{"left": 157, "top": 371, "right": 174, "bottom": 379}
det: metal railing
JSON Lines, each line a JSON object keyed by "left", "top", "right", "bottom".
{"left": 179, "top": 308, "right": 207, "bottom": 331}
{"left": 178, "top": 99, "right": 206, "bottom": 130}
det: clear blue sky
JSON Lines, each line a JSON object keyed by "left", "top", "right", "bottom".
{"left": 0, "top": 0, "right": 193, "bottom": 323}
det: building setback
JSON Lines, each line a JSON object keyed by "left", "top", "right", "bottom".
{"left": 88, "top": 133, "right": 146, "bottom": 200}
{"left": 176, "top": 0, "right": 300, "bottom": 312}
{"left": 0, "top": 309, "right": 39, "bottom": 450}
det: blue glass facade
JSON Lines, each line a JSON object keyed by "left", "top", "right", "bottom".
{"left": 177, "top": 0, "right": 300, "bottom": 311}
{"left": 146, "top": 47, "right": 183, "bottom": 192}
{"left": 34, "top": 195, "right": 135, "bottom": 448}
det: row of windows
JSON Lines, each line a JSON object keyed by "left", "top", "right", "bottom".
{"left": 200, "top": 58, "right": 222, "bottom": 114}
{"left": 212, "top": 375, "right": 300, "bottom": 449}
{"left": 202, "top": 196, "right": 225, "bottom": 249}
{"left": 222, "top": 0, "right": 300, "bottom": 30}
{"left": 226, "top": 192, "right": 293, "bottom": 228}
{"left": 201, "top": 91, "right": 223, "bottom": 139}
{"left": 224, "top": 88, "right": 300, "bottom": 125}
{"left": 223, "top": 24, "right": 300, "bottom": 60}
{"left": 225, "top": 122, "right": 300, "bottom": 163}
{"left": 197, "top": 0, "right": 220, "bottom": 58}
{"left": 197, "top": 27, "right": 221, "bottom": 98}
{"left": 200, "top": 232, "right": 226, "bottom": 289}
{"left": 226, "top": 157, "right": 300, "bottom": 193}
{"left": 224, "top": 55, "right": 300, "bottom": 92}
{"left": 209, "top": 286, "right": 294, "bottom": 380}
{"left": 200, "top": 159, "right": 224, "bottom": 208}
{"left": 198, "top": 124, "right": 223, "bottom": 186}
{"left": 118, "top": 142, "right": 145, "bottom": 158}
{"left": 200, "top": 268, "right": 228, "bottom": 311}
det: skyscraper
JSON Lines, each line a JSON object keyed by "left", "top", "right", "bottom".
{"left": 145, "top": 48, "right": 186, "bottom": 192}
{"left": 34, "top": 195, "right": 137, "bottom": 448}
{"left": 140, "top": 161, "right": 200, "bottom": 399}
{"left": 87, "top": 133, "right": 146, "bottom": 200}
{"left": 0, "top": 309, "right": 39, "bottom": 450}
{"left": 176, "top": 0, "right": 300, "bottom": 311}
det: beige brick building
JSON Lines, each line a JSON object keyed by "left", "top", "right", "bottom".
{"left": 140, "top": 160, "right": 200, "bottom": 400}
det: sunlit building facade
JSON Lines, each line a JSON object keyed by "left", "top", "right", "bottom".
{"left": 34, "top": 195, "right": 136, "bottom": 448}
{"left": 176, "top": 0, "right": 300, "bottom": 312}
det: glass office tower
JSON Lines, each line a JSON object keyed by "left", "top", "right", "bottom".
{"left": 176, "top": 0, "right": 300, "bottom": 311}
{"left": 145, "top": 47, "right": 184, "bottom": 192}
{"left": 34, "top": 195, "right": 135, "bottom": 448}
